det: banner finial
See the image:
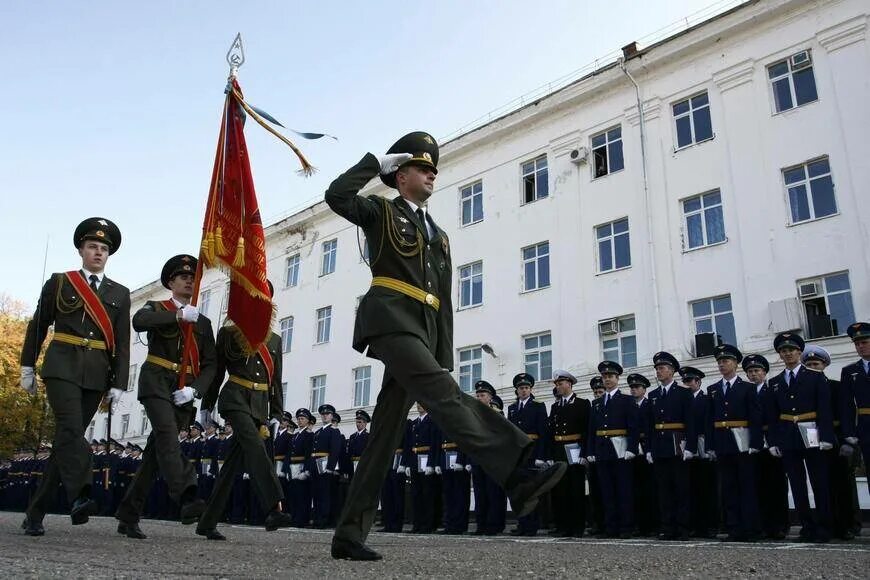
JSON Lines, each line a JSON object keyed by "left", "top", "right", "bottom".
{"left": 226, "top": 33, "right": 245, "bottom": 78}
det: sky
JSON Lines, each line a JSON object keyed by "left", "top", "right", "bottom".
{"left": 1, "top": 0, "right": 739, "bottom": 310}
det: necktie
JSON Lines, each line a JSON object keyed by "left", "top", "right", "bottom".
{"left": 786, "top": 370, "right": 794, "bottom": 386}
{"left": 724, "top": 380, "right": 730, "bottom": 395}
{"left": 415, "top": 208, "right": 429, "bottom": 242}
{"left": 605, "top": 393, "right": 610, "bottom": 406}
{"left": 89, "top": 274, "right": 99, "bottom": 292}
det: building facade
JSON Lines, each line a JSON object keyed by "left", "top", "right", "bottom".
{"left": 92, "top": 0, "right": 870, "bottom": 443}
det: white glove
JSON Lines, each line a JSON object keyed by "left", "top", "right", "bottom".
{"left": 646, "top": 452, "right": 654, "bottom": 464}
{"left": 534, "top": 459, "right": 546, "bottom": 468}
{"left": 298, "top": 471, "right": 309, "bottom": 481}
{"left": 242, "top": 473, "right": 250, "bottom": 480}
{"left": 748, "top": 448, "right": 759, "bottom": 455}
{"left": 819, "top": 441, "right": 833, "bottom": 451}
{"left": 378, "top": 152, "right": 413, "bottom": 175}
{"left": 332, "top": 470, "right": 341, "bottom": 476}
{"left": 578, "top": 458, "right": 589, "bottom": 467}
{"left": 396, "top": 464, "right": 405, "bottom": 474}
{"left": 172, "top": 386, "right": 196, "bottom": 406}
{"left": 707, "top": 450, "right": 717, "bottom": 461}
{"left": 322, "top": 469, "right": 333, "bottom": 475}
{"left": 546, "top": 460, "right": 555, "bottom": 467}
{"left": 20, "top": 367, "right": 37, "bottom": 395}
{"left": 199, "top": 408, "right": 212, "bottom": 426}
{"left": 845, "top": 437, "right": 858, "bottom": 445}
{"left": 839, "top": 444, "right": 854, "bottom": 457}
{"left": 624, "top": 451, "right": 636, "bottom": 461}
{"left": 423, "top": 466, "right": 434, "bottom": 476}
{"left": 404, "top": 467, "right": 411, "bottom": 477}
{"left": 586, "top": 456, "right": 596, "bottom": 463}
{"left": 434, "top": 466, "right": 442, "bottom": 475}
{"left": 464, "top": 464, "right": 472, "bottom": 472}
{"left": 451, "top": 464, "right": 464, "bottom": 472}
{"left": 180, "top": 304, "right": 199, "bottom": 323}
{"left": 108, "top": 388, "right": 125, "bottom": 403}
{"left": 682, "top": 449, "right": 695, "bottom": 461}
{"left": 769, "top": 446, "right": 782, "bottom": 458}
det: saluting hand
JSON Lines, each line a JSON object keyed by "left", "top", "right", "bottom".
{"left": 378, "top": 153, "right": 413, "bottom": 175}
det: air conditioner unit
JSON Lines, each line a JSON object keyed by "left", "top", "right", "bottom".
{"left": 790, "top": 50, "right": 812, "bottom": 70}
{"left": 695, "top": 332, "right": 717, "bottom": 358}
{"left": 598, "top": 319, "right": 619, "bottom": 336}
{"left": 798, "top": 282, "right": 819, "bottom": 298}
{"left": 570, "top": 146, "right": 588, "bottom": 165}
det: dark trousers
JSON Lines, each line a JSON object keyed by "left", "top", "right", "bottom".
{"left": 654, "top": 457, "right": 690, "bottom": 535}
{"left": 755, "top": 451, "right": 789, "bottom": 536}
{"left": 827, "top": 450, "right": 859, "bottom": 538}
{"left": 441, "top": 468, "right": 470, "bottom": 532}
{"left": 116, "top": 398, "right": 196, "bottom": 523}
{"left": 334, "top": 333, "right": 532, "bottom": 545}
{"left": 718, "top": 453, "right": 760, "bottom": 538}
{"left": 290, "top": 472, "right": 312, "bottom": 526}
{"left": 471, "top": 466, "right": 490, "bottom": 532}
{"left": 550, "top": 463, "right": 586, "bottom": 536}
{"left": 484, "top": 475, "right": 506, "bottom": 534}
{"left": 688, "top": 458, "right": 718, "bottom": 536}
{"left": 379, "top": 470, "right": 405, "bottom": 531}
{"left": 633, "top": 456, "right": 659, "bottom": 535}
{"left": 411, "top": 471, "right": 438, "bottom": 532}
{"left": 597, "top": 459, "right": 634, "bottom": 534}
{"left": 313, "top": 472, "right": 337, "bottom": 527}
{"left": 198, "top": 412, "right": 283, "bottom": 530}
{"left": 26, "top": 381, "right": 103, "bottom": 521}
{"left": 587, "top": 464, "right": 604, "bottom": 532}
{"left": 782, "top": 448, "right": 832, "bottom": 540}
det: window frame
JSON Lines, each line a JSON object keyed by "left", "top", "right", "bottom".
{"left": 280, "top": 316, "right": 294, "bottom": 353}
{"left": 672, "top": 91, "right": 714, "bottom": 150}
{"left": 522, "top": 331, "right": 553, "bottom": 383}
{"left": 767, "top": 50, "right": 819, "bottom": 115}
{"left": 782, "top": 156, "right": 838, "bottom": 225}
{"left": 353, "top": 366, "right": 372, "bottom": 407}
{"left": 310, "top": 375, "right": 327, "bottom": 410}
{"left": 796, "top": 271, "right": 855, "bottom": 338}
{"left": 591, "top": 125, "right": 624, "bottom": 179}
{"left": 595, "top": 217, "right": 632, "bottom": 274}
{"left": 599, "top": 315, "right": 638, "bottom": 369}
{"left": 690, "top": 294, "right": 737, "bottom": 348}
{"left": 458, "top": 260, "right": 483, "bottom": 309}
{"left": 457, "top": 346, "right": 483, "bottom": 393}
{"left": 520, "top": 155, "right": 549, "bottom": 205}
{"left": 127, "top": 363, "right": 137, "bottom": 392}
{"left": 285, "top": 253, "right": 301, "bottom": 288}
{"left": 460, "top": 180, "right": 484, "bottom": 226}
{"left": 681, "top": 189, "right": 727, "bottom": 251}
{"left": 320, "top": 239, "right": 337, "bottom": 277}
{"left": 521, "top": 241, "right": 551, "bottom": 293}
{"left": 315, "top": 306, "right": 332, "bottom": 344}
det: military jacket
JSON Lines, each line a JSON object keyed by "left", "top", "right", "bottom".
{"left": 768, "top": 365, "right": 834, "bottom": 451}
{"left": 507, "top": 396, "right": 548, "bottom": 461}
{"left": 548, "top": 394, "right": 590, "bottom": 461}
{"left": 587, "top": 390, "right": 639, "bottom": 461}
{"left": 646, "top": 383, "right": 698, "bottom": 457}
{"left": 707, "top": 377, "right": 762, "bottom": 454}
{"left": 312, "top": 425, "right": 343, "bottom": 472}
{"left": 840, "top": 360, "right": 870, "bottom": 441}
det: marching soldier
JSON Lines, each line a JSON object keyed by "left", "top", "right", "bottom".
{"left": 20, "top": 218, "right": 131, "bottom": 536}
{"left": 379, "top": 418, "right": 412, "bottom": 533}
{"left": 587, "top": 361, "right": 638, "bottom": 538}
{"left": 743, "top": 353, "right": 789, "bottom": 539}
{"left": 115, "top": 254, "right": 217, "bottom": 539}
{"left": 679, "top": 366, "right": 717, "bottom": 539}
{"left": 706, "top": 345, "right": 762, "bottom": 541}
{"left": 587, "top": 376, "right": 606, "bottom": 536}
{"left": 288, "top": 408, "right": 315, "bottom": 527}
{"left": 311, "top": 404, "right": 343, "bottom": 528}
{"left": 628, "top": 373, "right": 659, "bottom": 537}
{"left": 195, "top": 296, "right": 293, "bottom": 540}
{"left": 768, "top": 332, "right": 834, "bottom": 542}
{"left": 841, "top": 323, "right": 870, "bottom": 497}
{"left": 647, "top": 351, "right": 696, "bottom": 540}
{"left": 406, "top": 402, "right": 441, "bottom": 534}
{"left": 274, "top": 412, "right": 295, "bottom": 512}
{"left": 507, "top": 373, "right": 548, "bottom": 536}
{"left": 325, "top": 133, "right": 564, "bottom": 560}
{"left": 548, "top": 370, "right": 590, "bottom": 538}
{"left": 802, "top": 344, "right": 860, "bottom": 540}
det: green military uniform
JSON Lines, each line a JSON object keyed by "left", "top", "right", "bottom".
{"left": 23, "top": 218, "right": 130, "bottom": 527}
{"left": 116, "top": 255, "right": 216, "bottom": 527}
{"left": 196, "top": 325, "right": 288, "bottom": 534}
{"left": 326, "top": 132, "right": 533, "bottom": 547}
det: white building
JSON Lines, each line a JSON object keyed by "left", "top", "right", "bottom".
{"left": 92, "top": 0, "right": 870, "bottom": 444}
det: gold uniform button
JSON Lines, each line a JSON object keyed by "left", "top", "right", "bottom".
{"left": 425, "top": 294, "right": 435, "bottom": 305}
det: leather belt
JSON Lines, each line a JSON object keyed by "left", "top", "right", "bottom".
{"left": 371, "top": 277, "right": 440, "bottom": 310}
{"left": 312, "top": 452, "right": 329, "bottom": 458}
{"left": 441, "top": 443, "right": 458, "bottom": 449}
{"left": 145, "top": 354, "right": 192, "bottom": 374}
{"left": 655, "top": 422, "right": 686, "bottom": 430}
{"left": 290, "top": 455, "right": 306, "bottom": 462}
{"left": 273, "top": 455, "right": 285, "bottom": 460}
{"left": 595, "top": 429, "right": 628, "bottom": 437}
{"left": 229, "top": 375, "right": 269, "bottom": 391}
{"left": 554, "top": 434, "right": 581, "bottom": 442}
{"left": 412, "top": 446, "right": 431, "bottom": 453}
{"left": 53, "top": 332, "right": 106, "bottom": 350}
{"left": 858, "top": 408, "right": 870, "bottom": 416}
{"left": 714, "top": 420, "right": 749, "bottom": 428}
{"left": 780, "top": 412, "right": 817, "bottom": 423}
{"left": 525, "top": 433, "right": 540, "bottom": 441}
{"left": 351, "top": 456, "right": 362, "bottom": 461}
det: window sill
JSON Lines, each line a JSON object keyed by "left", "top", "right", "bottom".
{"left": 595, "top": 265, "right": 632, "bottom": 276}
{"left": 591, "top": 168, "right": 625, "bottom": 181}
{"left": 520, "top": 285, "right": 551, "bottom": 295}
{"left": 460, "top": 218, "right": 484, "bottom": 229}
{"left": 318, "top": 272, "right": 335, "bottom": 278}
{"left": 313, "top": 341, "right": 330, "bottom": 347}
{"left": 682, "top": 238, "right": 728, "bottom": 254}
{"left": 673, "top": 134, "right": 716, "bottom": 153}
{"left": 772, "top": 98, "right": 819, "bottom": 117}
{"left": 457, "top": 303, "right": 483, "bottom": 312}
{"left": 787, "top": 212, "right": 840, "bottom": 228}
{"left": 520, "top": 195, "right": 550, "bottom": 207}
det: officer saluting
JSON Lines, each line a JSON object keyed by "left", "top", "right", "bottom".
{"left": 325, "top": 133, "right": 564, "bottom": 560}
{"left": 115, "top": 254, "right": 217, "bottom": 539}
{"left": 21, "top": 218, "right": 131, "bottom": 536}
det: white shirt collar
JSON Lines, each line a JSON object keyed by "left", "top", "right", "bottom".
{"left": 402, "top": 198, "right": 434, "bottom": 238}
{"left": 661, "top": 381, "right": 675, "bottom": 390}
{"left": 81, "top": 268, "right": 104, "bottom": 286}
{"left": 419, "top": 412, "right": 428, "bottom": 421}
{"left": 171, "top": 297, "right": 186, "bottom": 309}
{"left": 786, "top": 365, "right": 802, "bottom": 377}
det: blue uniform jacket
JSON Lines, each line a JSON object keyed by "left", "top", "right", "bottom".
{"left": 707, "top": 377, "right": 762, "bottom": 454}
{"left": 312, "top": 424, "right": 343, "bottom": 472}
{"left": 507, "top": 396, "right": 548, "bottom": 461}
{"left": 768, "top": 365, "right": 835, "bottom": 451}
{"left": 646, "top": 383, "right": 697, "bottom": 457}
{"left": 587, "top": 390, "right": 639, "bottom": 460}
{"left": 404, "top": 414, "right": 441, "bottom": 471}
{"left": 840, "top": 360, "right": 870, "bottom": 442}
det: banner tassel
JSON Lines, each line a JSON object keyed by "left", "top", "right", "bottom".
{"left": 232, "top": 236, "right": 246, "bottom": 268}
{"left": 215, "top": 225, "right": 229, "bottom": 257}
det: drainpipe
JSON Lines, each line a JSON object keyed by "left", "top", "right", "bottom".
{"left": 619, "top": 56, "right": 664, "bottom": 351}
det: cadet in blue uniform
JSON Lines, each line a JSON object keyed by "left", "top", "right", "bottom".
{"left": 198, "top": 420, "right": 221, "bottom": 501}
{"left": 628, "top": 374, "right": 659, "bottom": 536}
{"left": 587, "top": 378, "right": 606, "bottom": 536}
{"left": 347, "top": 411, "right": 371, "bottom": 482}
{"left": 288, "top": 408, "right": 315, "bottom": 527}
{"left": 406, "top": 403, "right": 441, "bottom": 533}
{"left": 678, "top": 366, "right": 717, "bottom": 539}
{"left": 587, "top": 361, "right": 638, "bottom": 538}
{"left": 274, "top": 412, "right": 295, "bottom": 513}
{"left": 743, "top": 353, "right": 789, "bottom": 539}
{"left": 379, "top": 419, "right": 411, "bottom": 533}
{"left": 802, "top": 345, "right": 860, "bottom": 540}
{"left": 647, "top": 351, "right": 697, "bottom": 540}
{"left": 469, "top": 381, "right": 503, "bottom": 535}
{"left": 437, "top": 424, "right": 471, "bottom": 535}
{"left": 311, "top": 404, "right": 343, "bottom": 528}
{"left": 507, "top": 373, "right": 548, "bottom": 536}
{"left": 768, "top": 332, "right": 834, "bottom": 542}
{"left": 548, "top": 370, "right": 590, "bottom": 537}
{"left": 706, "top": 345, "right": 762, "bottom": 541}
{"left": 841, "top": 323, "right": 870, "bottom": 498}
{"left": 484, "top": 395, "right": 508, "bottom": 535}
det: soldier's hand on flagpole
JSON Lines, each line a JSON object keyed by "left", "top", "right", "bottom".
{"left": 20, "top": 366, "right": 37, "bottom": 395}
{"left": 378, "top": 153, "right": 413, "bottom": 175}
{"left": 180, "top": 304, "right": 199, "bottom": 323}
{"left": 172, "top": 386, "right": 196, "bottom": 406}
{"left": 768, "top": 446, "right": 782, "bottom": 458}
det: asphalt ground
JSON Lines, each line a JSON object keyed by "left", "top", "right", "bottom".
{"left": 1, "top": 512, "right": 868, "bottom": 578}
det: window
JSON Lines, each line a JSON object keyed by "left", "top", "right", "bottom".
{"left": 768, "top": 50, "right": 818, "bottom": 113}
{"left": 682, "top": 190, "right": 725, "bottom": 249}
{"left": 592, "top": 126, "right": 624, "bottom": 178}
{"left": 280, "top": 316, "right": 294, "bottom": 353}
{"left": 458, "top": 261, "right": 483, "bottom": 308}
{"left": 353, "top": 366, "right": 372, "bottom": 407}
{"left": 798, "top": 272, "right": 855, "bottom": 338}
{"left": 310, "top": 375, "right": 327, "bottom": 410}
{"left": 457, "top": 347, "right": 483, "bottom": 393}
{"left": 600, "top": 315, "right": 637, "bottom": 368}
{"left": 691, "top": 295, "right": 736, "bottom": 347}
{"left": 673, "top": 92, "right": 713, "bottom": 149}
{"left": 315, "top": 306, "right": 332, "bottom": 344}
{"left": 199, "top": 289, "right": 212, "bottom": 316}
{"left": 321, "top": 239, "right": 337, "bottom": 276}
{"left": 522, "top": 242, "right": 550, "bottom": 292}
{"left": 523, "top": 332, "right": 552, "bottom": 382}
{"left": 596, "top": 218, "right": 631, "bottom": 272}
{"left": 140, "top": 415, "right": 149, "bottom": 436}
{"left": 285, "top": 254, "right": 300, "bottom": 287}
{"left": 121, "top": 414, "right": 130, "bottom": 438}
{"left": 127, "top": 364, "right": 137, "bottom": 391}
{"left": 460, "top": 181, "right": 484, "bottom": 225}
{"left": 521, "top": 156, "right": 548, "bottom": 204}
{"left": 783, "top": 157, "right": 836, "bottom": 224}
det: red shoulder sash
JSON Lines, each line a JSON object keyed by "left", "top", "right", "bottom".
{"left": 64, "top": 271, "right": 115, "bottom": 353}
{"left": 160, "top": 299, "right": 201, "bottom": 376}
